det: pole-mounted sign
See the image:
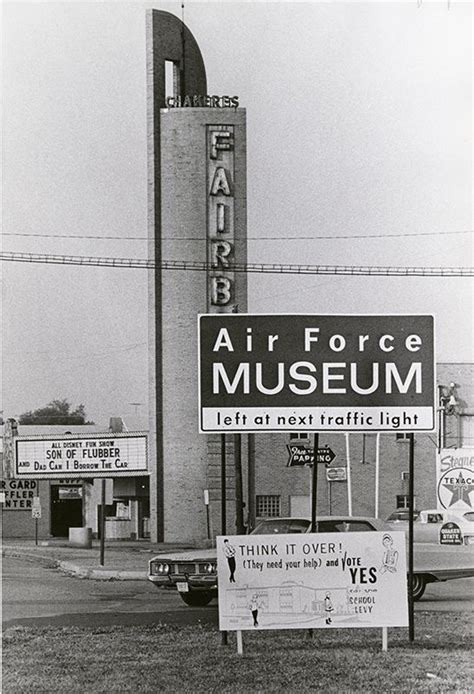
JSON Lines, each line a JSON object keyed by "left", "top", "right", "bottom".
{"left": 287, "top": 444, "right": 336, "bottom": 467}
{"left": 199, "top": 313, "right": 435, "bottom": 433}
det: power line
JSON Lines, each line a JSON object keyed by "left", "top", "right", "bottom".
{"left": 1, "top": 251, "right": 473, "bottom": 277}
{"left": 3, "top": 230, "right": 473, "bottom": 241}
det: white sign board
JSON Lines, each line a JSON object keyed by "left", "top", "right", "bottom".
{"left": 199, "top": 314, "right": 435, "bottom": 433}
{"left": 0, "top": 479, "right": 38, "bottom": 509}
{"left": 15, "top": 433, "right": 148, "bottom": 479}
{"left": 217, "top": 531, "right": 408, "bottom": 631}
{"left": 436, "top": 448, "right": 474, "bottom": 512}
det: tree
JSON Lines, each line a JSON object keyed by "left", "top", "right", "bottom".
{"left": 18, "top": 399, "right": 94, "bottom": 425}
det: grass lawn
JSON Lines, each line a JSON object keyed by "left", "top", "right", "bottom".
{"left": 2, "top": 611, "right": 472, "bottom": 693}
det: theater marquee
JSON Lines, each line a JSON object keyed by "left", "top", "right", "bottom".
{"left": 14, "top": 433, "right": 148, "bottom": 479}
{"left": 198, "top": 314, "right": 435, "bottom": 432}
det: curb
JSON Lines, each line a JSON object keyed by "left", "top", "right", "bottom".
{"left": 2, "top": 547, "right": 147, "bottom": 581}
{"left": 2, "top": 547, "right": 60, "bottom": 570}
{"left": 59, "top": 561, "right": 147, "bottom": 581}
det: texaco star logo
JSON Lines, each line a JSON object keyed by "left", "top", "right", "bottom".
{"left": 437, "top": 467, "right": 474, "bottom": 510}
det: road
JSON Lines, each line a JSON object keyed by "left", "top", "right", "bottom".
{"left": 2, "top": 556, "right": 218, "bottom": 628}
{"left": 2, "top": 556, "right": 473, "bottom": 628}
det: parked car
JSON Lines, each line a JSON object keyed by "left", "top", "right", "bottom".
{"left": 386, "top": 509, "right": 420, "bottom": 523}
{"left": 385, "top": 508, "right": 474, "bottom": 545}
{"left": 148, "top": 515, "right": 474, "bottom": 604}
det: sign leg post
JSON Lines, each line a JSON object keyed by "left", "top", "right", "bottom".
{"left": 382, "top": 627, "right": 388, "bottom": 652}
{"left": 35, "top": 517, "right": 38, "bottom": 546}
{"left": 236, "top": 629, "right": 243, "bottom": 656}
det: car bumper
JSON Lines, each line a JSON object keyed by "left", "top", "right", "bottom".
{"left": 148, "top": 574, "right": 218, "bottom": 591}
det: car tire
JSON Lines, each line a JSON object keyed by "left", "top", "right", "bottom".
{"left": 411, "top": 574, "right": 427, "bottom": 601}
{"left": 179, "top": 591, "right": 215, "bottom": 607}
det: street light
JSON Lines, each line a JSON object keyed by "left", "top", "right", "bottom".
{"left": 438, "top": 382, "right": 459, "bottom": 449}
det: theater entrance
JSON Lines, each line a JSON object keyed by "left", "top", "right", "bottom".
{"left": 50, "top": 484, "right": 83, "bottom": 537}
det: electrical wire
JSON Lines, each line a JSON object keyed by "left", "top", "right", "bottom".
{"left": 1, "top": 251, "right": 473, "bottom": 277}
{"left": 3, "top": 230, "right": 473, "bottom": 241}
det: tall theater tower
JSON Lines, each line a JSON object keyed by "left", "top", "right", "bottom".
{"left": 146, "top": 10, "right": 247, "bottom": 542}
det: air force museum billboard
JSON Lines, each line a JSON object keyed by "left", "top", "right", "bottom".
{"left": 198, "top": 314, "right": 435, "bottom": 433}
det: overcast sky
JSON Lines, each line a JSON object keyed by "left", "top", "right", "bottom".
{"left": 2, "top": 1, "right": 472, "bottom": 427}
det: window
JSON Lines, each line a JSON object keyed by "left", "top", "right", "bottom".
{"left": 396, "top": 433, "right": 413, "bottom": 441}
{"left": 289, "top": 433, "right": 309, "bottom": 440}
{"left": 165, "top": 60, "right": 180, "bottom": 99}
{"left": 396, "top": 494, "right": 417, "bottom": 509}
{"left": 256, "top": 495, "right": 281, "bottom": 518}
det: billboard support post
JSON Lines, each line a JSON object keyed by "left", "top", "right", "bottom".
{"left": 234, "top": 434, "right": 245, "bottom": 534}
{"left": 375, "top": 433, "right": 381, "bottom": 518}
{"left": 345, "top": 434, "right": 353, "bottom": 516}
{"left": 247, "top": 434, "right": 255, "bottom": 532}
{"left": 220, "top": 433, "right": 228, "bottom": 647}
{"left": 311, "top": 433, "right": 319, "bottom": 532}
{"left": 408, "top": 433, "right": 415, "bottom": 642}
{"left": 221, "top": 434, "right": 226, "bottom": 535}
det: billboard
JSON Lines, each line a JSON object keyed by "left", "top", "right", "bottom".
{"left": 14, "top": 433, "right": 148, "bottom": 479}
{"left": 217, "top": 531, "right": 408, "bottom": 631}
{"left": 436, "top": 448, "right": 474, "bottom": 511}
{"left": 199, "top": 314, "right": 435, "bottom": 432}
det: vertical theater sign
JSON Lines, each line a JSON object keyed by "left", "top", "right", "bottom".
{"left": 208, "top": 126, "right": 236, "bottom": 311}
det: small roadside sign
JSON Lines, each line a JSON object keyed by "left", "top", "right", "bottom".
{"left": 326, "top": 466, "right": 347, "bottom": 482}
{"left": 32, "top": 507, "right": 42, "bottom": 519}
{"left": 287, "top": 445, "right": 336, "bottom": 467}
{"left": 217, "top": 531, "right": 408, "bottom": 631}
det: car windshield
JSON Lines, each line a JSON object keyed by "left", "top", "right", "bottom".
{"left": 251, "top": 519, "right": 311, "bottom": 534}
{"left": 250, "top": 518, "right": 378, "bottom": 534}
{"left": 317, "top": 520, "right": 377, "bottom": 532}
{"left": 387, "top": 511, "right": 419, "bottom": 521}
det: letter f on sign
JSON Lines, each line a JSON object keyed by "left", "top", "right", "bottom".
{"left": 305, "top": 328, "right": 320, "bottom": 351}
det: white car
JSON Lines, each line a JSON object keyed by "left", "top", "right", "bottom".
{"left": 385, "top": 508, "right": 474, "bottom": 546}
{"left": 148, "top": 515, "right": 474, "bottom": 604}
